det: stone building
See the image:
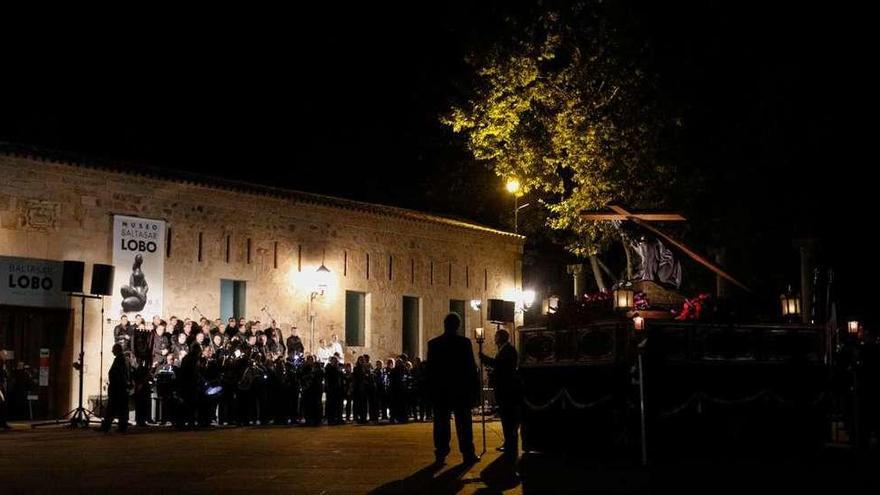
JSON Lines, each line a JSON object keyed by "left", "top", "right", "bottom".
{"left": 0, "top": 148, "right": 523, "bottom": 418}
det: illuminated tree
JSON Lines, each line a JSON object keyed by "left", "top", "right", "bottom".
{"left": 444, "top": 3, "right": 680, "bottom": 260}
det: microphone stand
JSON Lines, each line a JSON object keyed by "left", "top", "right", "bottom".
{"left": 193, "top": 306, "right": 206, "bottom": 321}
{"left": 98, "top": 299, "right": 106, "bottom": 416}
{"left": 476, "top": 329, "right": 487, "bottom": 456}
{"left": 262, "top": 306, "right": 285, "bottom": 355}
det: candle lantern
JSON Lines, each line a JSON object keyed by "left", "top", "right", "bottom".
{"left": 613, "top": 285, "right": 634, "bottom": 311}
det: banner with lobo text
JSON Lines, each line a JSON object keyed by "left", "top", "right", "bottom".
{"left": 0, "top": 256, "right": 67, "bottom": 308}
{"left": 112, "top": 215, "right": 165, "bottom": 318}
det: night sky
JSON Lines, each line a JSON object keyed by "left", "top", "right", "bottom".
{"left": 1, "top": 2, "right": 872, "bottom": 318}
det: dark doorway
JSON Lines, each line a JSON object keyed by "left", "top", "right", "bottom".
{"left": 449, "top": 299, "right": 466, "bottom": 336}
{"left": 0, "top": 305, "right": 73, "bottom": 419}
{"left": 220, "top": 279, "right": 246, "bottom": 321}
{"left": 402, "top": 296, "right": 420, "bottom": 358}
{"left": 346, "top": 291, "right": 367, "bottom": 347}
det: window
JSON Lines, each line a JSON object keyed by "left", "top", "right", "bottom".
{"left": 449, "top": 299, "right": 466, "bottom": 336}
{"left": 345, "top": 290, "right": 367, "bottom": 346}
{"left": 220, "top": 279, "right": 246, "bottom": 321}
{"left": 402, "top": 296, "right": 421, "bottom": 358}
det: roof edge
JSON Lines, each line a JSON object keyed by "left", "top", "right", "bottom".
{"left": 0, "top": 142, "right": 525, "bottom": 241}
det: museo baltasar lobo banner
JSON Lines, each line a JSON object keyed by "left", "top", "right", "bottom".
{"left": 112, "top": 215, "right": 164, "bottom": 318}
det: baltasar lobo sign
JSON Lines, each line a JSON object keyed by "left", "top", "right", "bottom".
{"left": 0, "top": 256, "right": 68, "bottom": 308}
{"left": 112, "top": 214, "right": 165, "bottom": 318}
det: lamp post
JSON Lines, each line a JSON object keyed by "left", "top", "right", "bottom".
{"left": 309, "top": 252, "right": 332, "bottom": 353}
{"left": 505, "top": 178, "right": 529, "bottom": 234}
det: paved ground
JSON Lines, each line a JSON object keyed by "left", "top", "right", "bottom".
{"left": 2, "top": 420, "right": 879, "bottom": 494}
{"left": 1, "top": 420, "right": 521, "bottom": 494}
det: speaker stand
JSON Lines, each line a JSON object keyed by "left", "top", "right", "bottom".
{"left": 32, "top": 293, "right": 104, "bottom": 428}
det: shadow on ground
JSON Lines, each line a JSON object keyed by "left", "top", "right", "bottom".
{"left": 369, "top": 456, "right": 521, "bottom": 495}
{"left": 368, "top": 463, "right": 470, "bottom": 494}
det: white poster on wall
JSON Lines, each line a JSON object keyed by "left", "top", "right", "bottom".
{"left": 0, "top": 256, "right": 68, "bottom": 308}
{"left": 112, "top": 215, "right": 165, "bottom": 318}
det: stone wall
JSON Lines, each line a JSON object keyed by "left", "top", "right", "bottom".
{"left": 0, "top": 155, "right": 523, "bottom": 411}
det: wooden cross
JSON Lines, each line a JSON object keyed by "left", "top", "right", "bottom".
{"left": 582, "top": 205, "right": 750, "bottom": 292}
{"left": 581, "top": 205, "right": 687, "bottom": 223}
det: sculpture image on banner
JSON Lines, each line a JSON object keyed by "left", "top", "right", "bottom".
{"left": 112, "top": 215, "right": 164, "bottom": 317}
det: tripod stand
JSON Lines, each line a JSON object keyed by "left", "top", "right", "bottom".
{"left": 32, "top": 293, "right": 104, "bottom": 428}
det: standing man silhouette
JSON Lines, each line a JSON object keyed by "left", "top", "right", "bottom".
{"left": 479, "top": 328, "right": 521, "bottom": 463}
{"left": 99, "top": 344, "right": 130, "bottom": 432}
{"left": 427, "top": 313, "right": 480, "bottom": 465}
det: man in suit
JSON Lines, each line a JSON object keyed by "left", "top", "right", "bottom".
{"left": 427, "top": 313, "right": 480, "bottom": 465}
{"left": 479, "top": 328, "right": 521, "bottom": 462}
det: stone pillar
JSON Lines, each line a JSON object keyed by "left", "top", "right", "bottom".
{"left": 566, "top": 264, "right": 586, "bottom": 301}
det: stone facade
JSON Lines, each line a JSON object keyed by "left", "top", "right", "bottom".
{"left": 0, "top": 154, "right": 523, "bottom": 412}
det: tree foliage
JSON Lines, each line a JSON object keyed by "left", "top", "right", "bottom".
{"left": 444, "top": 2, "right": 680, "bottom": 257}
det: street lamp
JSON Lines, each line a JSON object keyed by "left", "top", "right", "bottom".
{"left": 505, "top": 178, "right": 520, "bottom": 195}
{"left": 505, "top": 178, "right": 528, "bottom": 234}
{"left": 309, "top": 250, "right": 332, "bottom": 352}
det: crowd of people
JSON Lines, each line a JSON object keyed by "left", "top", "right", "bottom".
{"left": 100, "top": 313, "right": 435, "bottom": 431}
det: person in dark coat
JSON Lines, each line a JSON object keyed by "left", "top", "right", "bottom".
{"left": 324, "top": 357, "right": 344, "bottom": 425}
{"left": 113, "top": 315, "right": 132, "bottom": 353}
{"left": 426, "top": 313, "right": 480, "bottom": 465}
{"left": 342, "top": 362, "right": 353, "bottom": 422}
{"left": 301, "top": 355, "right": 324, "bottom": 426}
{"left": 152, "top": 323, "right": 171, "bottom": 368}
{"left": 224, "top": 317, "right": 238, "bottom": 339}
{"left": 479, "top": 328, "right": 521, "bottom": 461}
{"left": 99, "top": 344, "right": 131, "bottom": 432}
{"left": 390, "top": 357, "right": 409, "bottom": 424}
{"left": 286, "top": 328, "right": 305, "bottom": 358}
{"left": 352, "top": 356, "right": 369, "bottom": 424}
{"left": 176, "top": 343, "right": 202, "bottom": 428}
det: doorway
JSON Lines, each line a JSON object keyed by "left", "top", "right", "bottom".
{"left": 0, "top": 305, "right": 73, "bottom": 419}
{"left": 220, "top": 279, "right": 246, "bottom": 321}
{"left": 402, "top": 296, "right": 421, "bottom": 358}
{"left": 449, "top": 299, "right": 466, "bottom": 336}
